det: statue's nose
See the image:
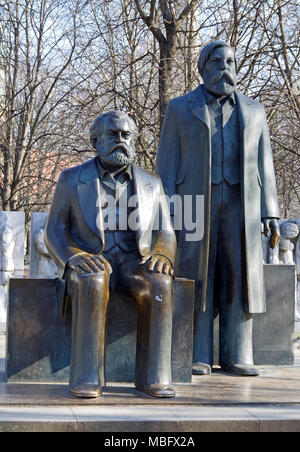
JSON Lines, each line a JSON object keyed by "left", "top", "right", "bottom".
{"left": 116, "top": 131, "right": 123, "bottom": 142}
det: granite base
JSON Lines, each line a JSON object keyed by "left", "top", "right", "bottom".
{"left": 6, "top": 278, "right": 194, "bottom": 383}
{"left": 253, "top": 265, "right": 297, "bottom": 365}
{"left": 212, "top": 265, "right": 296, "bottom": 366}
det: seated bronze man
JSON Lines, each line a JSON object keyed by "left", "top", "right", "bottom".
{"left": 45, "top": 110, "right": 177, "bottom": 399}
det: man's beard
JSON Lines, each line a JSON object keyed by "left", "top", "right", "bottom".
{"left": 203, "top": 70, "right": 237, "bottom": 97}
{"left": 97, "top": 143, "right": 136, "bottom": 167}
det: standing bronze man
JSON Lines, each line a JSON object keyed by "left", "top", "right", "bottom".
{"left": 45, "top": 110, "right": 176, "bottom": 398}
{"left": 156, "top": 41, "right": 280, "bottom": 376}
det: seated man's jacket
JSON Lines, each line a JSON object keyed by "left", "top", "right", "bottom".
{"left": 45, "top": 157, "right": 177, "bottom": 276}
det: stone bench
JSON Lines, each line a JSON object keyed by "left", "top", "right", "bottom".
{"left": 6, "top": 277, "right": 194, "bottom": 383}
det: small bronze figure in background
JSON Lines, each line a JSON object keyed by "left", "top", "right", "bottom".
{"left": 156, "top": 41, "right": 280, "bottom": 377}
{"left": 45, "top": 110, "right": 177, "bottom": 398}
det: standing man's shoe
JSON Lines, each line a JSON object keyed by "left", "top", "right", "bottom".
{"left": 136, "top": 384, "right": 176, "bottom": 398}
{"left": 192, "top": 362, "right": 212, "bottom": 375}
{"left": 70, "top": 384, "right": 102, "bottom": 398}
{"left": 222, "top": 364, "right": 260, "bottom": 376}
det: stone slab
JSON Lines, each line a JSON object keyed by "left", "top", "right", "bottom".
{"left": 2, "top": 334, "right": 300, "bottom": 432}
{"left": 6, "top": 278, "right": 194, "bottom": 383}
{"left": 213, "top": 264, "right": 297, "bottom": 366}
{"left": 253, "top": 264, "right": 296, "bottom": 365}
{"left": 29, "top": 212, "right": 59, "bottom": 278}
{"left": 29, "top": 212, "right": 47, "bottom": 274}
{"left": 0, "top": 211, "right": 25, "bottom": 327}
{"left": 0, "top": 405, "right": 300, "bottom": 432}
{"left": 0, "top": 211, "right": 25, "bottom": 271}
{"left": 1, "top": 358, "right": 300, "bottom": 406}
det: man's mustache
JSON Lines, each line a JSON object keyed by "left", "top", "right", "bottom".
{"left": 108, "top": 144, "right": 129, "bottom": 155}
{"left": 212, "top": 70, "right": 236, "bottom": 86}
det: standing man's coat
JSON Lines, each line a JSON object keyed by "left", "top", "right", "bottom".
{"left": 156, "top": 84, "right": 280, "bottom": 315}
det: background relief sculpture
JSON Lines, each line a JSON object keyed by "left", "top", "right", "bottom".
{"left": 0, "top": 224, "right": 16, "bottom": 325}
{"left": 34, "top": 228, "right": 59, "bottom": 278}
{"left": 262, "top": 219, "right": 300, "bottom": 323}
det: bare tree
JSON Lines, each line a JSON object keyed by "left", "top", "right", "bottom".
{"left": 0, "top": 0, "right": 298, "bottom": 217}
{"left": 133, "top": 0, "right": 202, "bottom": 125}
{"left": 0, "top": 0, "right": 94, "bottom": 213}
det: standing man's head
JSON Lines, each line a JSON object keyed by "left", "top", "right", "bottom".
{"left": 198, "top": 41, "right": 237, "bottom": 97}
{"left": 90, "top": 110, "right": 138, "bottom": 168}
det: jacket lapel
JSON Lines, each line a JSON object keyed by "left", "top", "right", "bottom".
{"left": 235, "top": 91, "right": 255, "bottom": 194}
{"left": 77, "top": 158, "right": 104, "bottom": 240}
{"left": 187, "top": 85, "right": 211, "bottom": 130}
{"left": 76, "top": 159, "right": 154, "bottom": 254}
{"left": 132, "top": 165, "right": 153, "bottom": 252}
{"left": 235, "top": 91, "right": 252, "bottom": 140}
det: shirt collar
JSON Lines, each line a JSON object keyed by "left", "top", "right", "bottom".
{"left": 96, "top": 158, "right": 132, "bottom": 182}
{"left": 204, "top": 87, "right": 236, "bottom": 107}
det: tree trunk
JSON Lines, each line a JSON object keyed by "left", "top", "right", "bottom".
{"left": 158, "top": 33, "right": 175, "bottom": 126}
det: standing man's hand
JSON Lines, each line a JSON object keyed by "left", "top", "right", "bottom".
{"left": 262, "top": 218, "right": 280, "bottom": 249}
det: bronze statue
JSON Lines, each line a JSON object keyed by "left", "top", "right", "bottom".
{"left": 156, "top": 41, "right": 280, "bottom": 377}
{"left": 45, "top": 110, "right": 176, "bottom": 398}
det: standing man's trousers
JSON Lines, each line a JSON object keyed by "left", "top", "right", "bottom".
{"left": 193, "top": 182, "right": 254, "bottom": 368}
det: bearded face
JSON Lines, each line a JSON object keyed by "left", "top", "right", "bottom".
{"left": 202, "top": 46, "right": 237, "bottom": 97}
{"left": 96, "top": 141, "right": 136, "bottom": 167}
{"left": 95, "top": 116, "right": 136, "bottom": 168}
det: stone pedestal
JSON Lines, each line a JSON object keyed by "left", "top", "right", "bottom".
{"left": 295, "top": 237, "right": 300, "bottom": 325}
{"left": 0, "top": 211, "right": 25, "bottom": 332}
{"left": 213, "top": 264, "right": 296, "bottom": 366}
{"left": 6, "top": 277, "right": 194, "bottom": 383}
{"left": 262, "top": 219, "right": 300, "bottom": 325}
{"left": 253, "top": 265, "right": 297, "bottom": 365}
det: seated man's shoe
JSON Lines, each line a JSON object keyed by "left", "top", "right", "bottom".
{"left": 70, "top": 384, "right": 102, "bottom": 398}
{"left": 192, "top": 362, "right": 212, "bottom": 375}
{"left": 136, "top": 384, "right": 176, "bottom": 398}
{"left": 222, "top": 364, "right": 260, "bottom": 376}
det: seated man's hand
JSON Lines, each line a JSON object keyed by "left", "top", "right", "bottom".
{"left": 139, "top": 254, "right": 175, "bottom": 278}
{"left": 68, "top": 253, "right": 111, "bottom": 275}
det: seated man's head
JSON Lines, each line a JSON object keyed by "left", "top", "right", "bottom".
{"left": 90, "top": 110, "right": 138, "bottom": 168}
{"left": 198, "top": 41, "right": 237, "bottom": 97}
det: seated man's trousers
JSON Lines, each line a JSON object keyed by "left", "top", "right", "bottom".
{"left": 66, "top": 246, "right": 174, "bottom": 390}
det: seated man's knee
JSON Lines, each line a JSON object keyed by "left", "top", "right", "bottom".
{"left": 68, "top": 268, "right": 110, "bottom": 291}
{"left": 132, "top": 270, "right": 173, "bottom": 305}
{"left": 143, "top": 270, "right": 173, "bottom": 288}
